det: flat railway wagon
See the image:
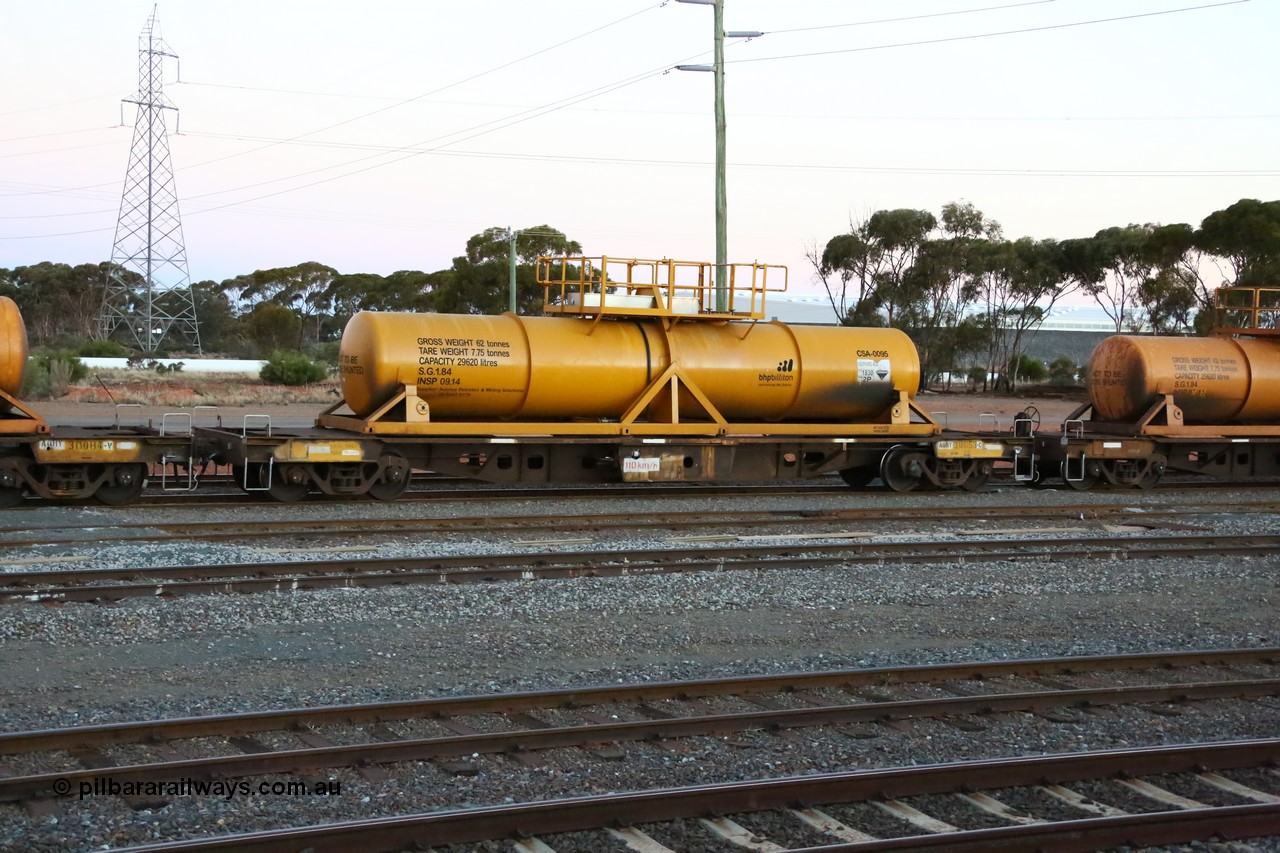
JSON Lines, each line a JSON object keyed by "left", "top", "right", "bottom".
{"left": 0, "top": 257, "right": 1024, "bottom": 505}
{"left": 0, "top": 296, "right": 205, "bottom": 506}
{"left": 1032, "top": 285, "right": 1280, "bottom": 489}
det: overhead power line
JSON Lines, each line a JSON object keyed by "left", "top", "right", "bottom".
{"left": 0, "top": 2, "right": 664, "bottom": 201}
{"left": 0, "top": 93, "right": 119, "bottom": 119}
{"left": 730, "top": 1, "right": 1252, "bottom": 65}
{"left": 0, "top": 126, "right": 121, "bottom": 144}
{"left": 2, "top": 0, "right": 1259, "bottom": 239}
{"left": 170, "top": 1, "right": 666, "bottom": 174}
{"left": 764, "top": 0, "right": 1058, "bottom": 34}
{"left": 0, "top": 140, "right": 121, "bottom": 161}
{"left": 0, "top": 56, "right": 684, "bottom": 239}
{"left": 166, "top": 0, "right": 1056, "bottom": 105}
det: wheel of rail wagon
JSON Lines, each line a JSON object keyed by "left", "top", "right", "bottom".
{"left": 94, "top": 463, "right": 147, "bottom": 506}
{"left": 838, "top": 465, "right": 877, "bottom": 489}
{"left": 0, "top": 485, "right": 23, "bottom": 507}
{"left": 1060, "top": 460, "right": 1099, "bottom": 491}
{"left": 264, "top": 463, "right": 309, "bottom": 503}
{"left": 1136, "top": 455, "right": 1167, "bottom": 490}
{"left": 879, "top": 446, "right": 925, "bottom": 493}
{"left": 960, "top": 461, "right": 992, "bottom": 492}
{"left": 367, "top": 451, "right": 411, "bottom": 501}
{"left": 235, "top": 463, "right": 272, "bottom": 492}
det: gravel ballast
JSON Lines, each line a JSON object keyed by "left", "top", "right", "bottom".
{"left": 0, "top": 483, "right": 1276, "bottom": 850}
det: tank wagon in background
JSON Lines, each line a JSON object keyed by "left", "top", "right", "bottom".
{"left": 1033, "top": 285, "right": 1280, "bottom": 489}
{"left": 200, "top": 256, "right": 1015, "bottom": 501}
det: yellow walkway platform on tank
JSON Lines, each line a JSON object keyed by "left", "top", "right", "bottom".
{"left": 537, "top": 255, "right": 787, "bottom": 324}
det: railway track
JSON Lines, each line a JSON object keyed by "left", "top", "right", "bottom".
{"left": 2, "top": 649, "right": 1275, "bottom": 808}
{"left": 17, "top": 479, "right": 862, "bottom": 509}
{"left": 117, "top": 740, "right": 1280, "bottom": 852}
{"left": 3, "top": 532, "right": 1277, "bottom": 604}
{"left": 3, "top": 498, "right": 1275, "bottom": 550}
{"left": 4, "top": 649, "right": 1276, "bottom": 850}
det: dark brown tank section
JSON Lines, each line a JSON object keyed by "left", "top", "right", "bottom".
{"left": 1087, "top": 334, "right": 1280, "bottom": 423}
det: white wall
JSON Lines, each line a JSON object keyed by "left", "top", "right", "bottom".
{"left": 79, "top": 357, "right": 266, "bottom": 374}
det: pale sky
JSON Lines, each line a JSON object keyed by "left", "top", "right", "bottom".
{"left": 2, "top": 0, "right": 1276, "bottom": 302}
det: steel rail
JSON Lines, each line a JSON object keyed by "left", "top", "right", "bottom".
{"left": 2, "top": 647, "right": 1271, "bottom": 754}
{"left": 3, "top": 480, "right": 857, "bottom": 511}
{"left": 2, "top": 533, "right": 1277, "bottom": 604}
{"left": 3, "top": 499, "right": 1275, "bottom": 548}
{"left": 108, "top": 739, "right": 1280, "bottom": 852}
{"left": 789, "top": 807, "right": 1280, "bottom": 851}
{"left": 134, "top": 481, "right": 862, "bottom": 507}
{"left": 3, "top": 677, "right": 1277, "bottom": 803}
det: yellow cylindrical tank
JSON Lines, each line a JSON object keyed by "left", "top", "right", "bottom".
{"left": 0, "top": 296, "right": 28, "bottom": 403}
{"left": 338, "top": 311, "right": 920, "bottom": 422}
{"left": 1087, "top": 334, "right": 1280, "bottom": 423}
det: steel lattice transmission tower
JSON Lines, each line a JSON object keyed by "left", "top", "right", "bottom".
{"left": 100, "top": 7, "right": 201, "bottom": 354}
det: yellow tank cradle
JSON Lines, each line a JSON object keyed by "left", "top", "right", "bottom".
{"left": 1064, "top": 393, "right": 1280, "bottom": 438}
{"left": 537, "top": 255, "right": 787, "bottom": 323}
{"left": 1215, "top": 286, "right": 1280, "bottom": 336}
{"left": 0, "top": 389, "right": 48, "bottom": 434}
{"left": 316, "top": 385, "right": 939, "bottom": 437}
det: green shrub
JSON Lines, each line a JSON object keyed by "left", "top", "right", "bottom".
{"left": 1047, "top": 356, "right": 1079, "bottom": 384}
{"left": 22, "top": 351, "right": 88, "bottom": 399}
{"left": 260, "top": 351, "right": 328, "bottom": 386}
{"left": 1009, "top": 353, "right": 1047, "bottom": 383}
{"left": 307, "top": 341, "right": 341, "bottom": 367}
{"left": 77, "top": 339, "right": 131, "bottom": 358}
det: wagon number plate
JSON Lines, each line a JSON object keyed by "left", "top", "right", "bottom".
{"left": 35, "top": 439, "right": 140, "bottom": 462}
{"left": 935, "top": 439, "right": 1004, "bottom": 459}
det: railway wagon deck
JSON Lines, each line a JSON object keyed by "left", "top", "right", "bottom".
{"left": 194, "top": 420, "right": 1026, "bottom": 502}
{"left": 0, "top": 418, "right": 205, "bottom": 505}
{"left": 1034, "top": 394, "right": 1280, "bottom": 489}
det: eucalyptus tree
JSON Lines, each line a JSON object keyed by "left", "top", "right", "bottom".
{"left": 865, "top": 208, "right": 938, "bottom": 328}
{"left": 809, "top": 219, "right": 884, "bottom": 326}
{"left": 970, "top": 237, "right": 1074, "bottom": 392}
{"left": 810, "top": 208, "right": 937, "bottom": 327}
{"left": 1196, "top": 198, "right": 1280, "bottom": 287}
{"left": 1060, "top": 227, "right": 1154, "bottom": 333}
{"left": 904, "top": 202, "right": 999, "bottom": 384}
{"left": 1002, "top": 237, "right": 1074, "bottom": 391}
{"left": 318, "top": 269, "right": 448, "bottom": 338}
{"left": 232, "top": 261, "right": 339, "bottom": 345}
{"left": 1139, "top": 267, "right": 1200, "bottom": 334}
{"left": 1, "top": 261, "right": 108, "bottom": 346}
{"left": 322, "top": 272, "right": 388, "bottom": 340}
{"left": 189, "top": 279, "right": 239, "bottom": 353}
{"left": 1142, "top": 223, "right": 1209, "bottom": 333}
{"left": 433, "top": 225, "right": 580, "bottom": 316}
{"left": 378, "top": 269, "right": 444, "bottom": 312}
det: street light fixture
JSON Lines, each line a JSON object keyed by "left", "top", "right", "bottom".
{"left": 675, "top": 0, "right": 760, "bottom": 313}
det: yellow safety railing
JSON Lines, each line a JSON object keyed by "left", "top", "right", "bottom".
{"left": 1214, "top": 286, "right": 1280, "bottom": 335}
{"left": 536, "top": 256, "right": 788, "bottom": 321}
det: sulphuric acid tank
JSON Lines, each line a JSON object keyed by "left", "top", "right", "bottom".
{"left": 0, "top": 296, "right": 28, "bottom": 404}
{"left": 338, "top": 311, "right": 920, "bottom": 422}
{"left": 1087, "top": 334, "right": 1280, "bottom": 423}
